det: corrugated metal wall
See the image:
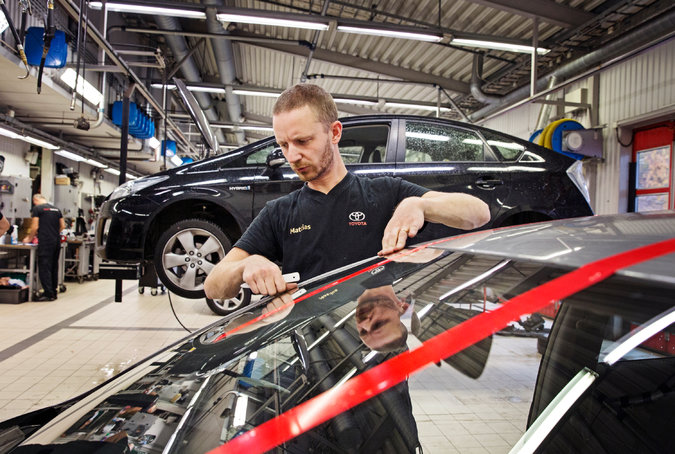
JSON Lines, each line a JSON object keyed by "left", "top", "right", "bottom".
{"left": 597, "top": 38, "right": 675, "bottom": 215}
{"left": 479, "top": 38, "right": 675, "bottom": 215}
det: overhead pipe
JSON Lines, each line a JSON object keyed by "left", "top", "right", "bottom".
{"left": 470, "top": 53, "right": 501, "bottom": 105}
{"left": 154, "top": 15, "right": 226, "bottom": 146}
{"left": 470, "top": 9, "right": 675, "bottom": 122}
{"left": 204, "top": 0, "right": 244, "bottom": 146}
{"left": 300, "top": 0, "right": 331, "bottom": 82}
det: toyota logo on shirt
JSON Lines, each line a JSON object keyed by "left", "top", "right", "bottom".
{"left": 349, "top": 211, "right": 367, "bottom": 226}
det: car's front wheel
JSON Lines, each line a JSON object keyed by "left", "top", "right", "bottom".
{"left": 206, "top": 287, "right": 252, "bottom": 316}
{"left": 154, "top": 219, "right": 230, "bottom": 299}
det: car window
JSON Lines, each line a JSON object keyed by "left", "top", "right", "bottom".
{"left": 245, "top": 142, "right": 278, "bottom": 166}
{"left": 528, "top": 275, "right": 675, "bottom": 452}
{"left": 339, "top": 124, "right": 389, "bottom": 163}
{"left": 404, "top": 121, "right": 487, "bottom": 162}
{"left": 479, "top": 129, "right": 526, "bottom": 161}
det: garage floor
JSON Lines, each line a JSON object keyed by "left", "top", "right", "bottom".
{"left": 0, "top": 279, "right": 540, "bottom": 453}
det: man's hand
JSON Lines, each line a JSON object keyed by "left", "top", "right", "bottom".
{"left": 241, "top": 255, "right": 297, "bottom": 296}
{"left": 379, "top": 197, "right": 425, "bottom": 256}
{"left": 260, "top": 291, "right": 295, "bottom": 323}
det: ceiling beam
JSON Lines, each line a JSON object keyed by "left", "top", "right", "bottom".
{"left": 238, "top": 37, "right": 470, "bottom": 95}
{"left": 465, "top": 0, "right": 594, "bottom": 28}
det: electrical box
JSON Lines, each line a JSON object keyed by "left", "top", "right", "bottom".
{"left": 563, "top": 129, "right": 603, "bottom": 159}
{"left": 54, "top": 185, "right": 79, "bottom": 218}
{"left": 0, "top": 176, "right": 33, "bottom": 220}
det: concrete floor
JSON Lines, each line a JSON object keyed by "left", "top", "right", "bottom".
{"left": 0, "top": 278, "right": 541, "bottom": 453}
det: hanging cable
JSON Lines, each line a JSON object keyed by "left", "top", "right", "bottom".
{"left": 18, "top": 0, "right": 32, "bottom": 47}
{"left": 0, "top": 0, "right": 31, "bottom": 78}
{"left": 167, "top": 290, "right": 192, "bottom": 333}
{"left": 37, "top": 0, "right": 55, "bottom": 94}
{"left": 70, "top": 0, "right": 84, "bottom": 110}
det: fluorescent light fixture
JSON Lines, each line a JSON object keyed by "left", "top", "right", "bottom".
{"left": 600, "top": 307, "right": 675, "bottom": 366}
{"left": 0, "top": 10, "right": 9, "bottom": 34}
{"left": 184, "top": 85, "right": 226, "bottom": 94}
{"left": 232, "top": 89, "right": 281, "bottom": 98}
{"left": 216, "top": 13, "right": 328, "bottom": 30}
{"left": 151, "top": 83, "right": 176, "bottom": 90}
{"left": 104, "top": 168, "right": 121, "bottom": 176}
{"left": 55, "top": 149, "right": 86, "bottom": 162}
{"left": 334, "top": 98, "right": 378, "bottom": 106}
{"left": 86, "top": 158, "right": 107, "bottom": 168}
{"left": 232, "top": 393, "right": 249, "bottom": 427}
{"left": 126, "top": 173, "right": 137, "bottom": 180}
{"left": 212, "top": 124, "right": 273, "bottom": 132}
{"left": 386, "top": 102, "right": 450, "bottom": 112}
{"left": 452, "top": 38, "right": 549, "bottom": 55}
{"left": 337, "top": 25, "right": 442, "bottom": 42}
{"left": 0, "top": 125, "right": 21, "bottom": 140}
{"left": 240, "top": 125, "right": 273, "bottom": 132}
{"left": 170, "top": 155, "right": 183, "bottom": 167}
{"left": 510, "top": 368, "right": 597, "bottom": 454}
{"left": 406, "top": 131, "right": 449, "bottom": 142}
{"left": 148, "top": 136, "right": 161, "bottom": 149}
{"left": 0, "top": 126, "right": 58, "bottom": 149}
{"left": 60, "top": 68, "right": 104, "bottom": 106}
{"left": 89, "top": 2, "right": 206, "bottom": 19}
{"left": 24, "top": 135, "right": 59, "bottom": 150}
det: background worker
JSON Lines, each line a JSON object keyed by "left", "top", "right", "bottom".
{"left": 23, "top": 194, "right": 65, "bottom": 301}
{"left": 204, "top": 83, "right": 490, "bottom": 301}
{"left": 0, "top": 211, "right": 10, "bottom": 237}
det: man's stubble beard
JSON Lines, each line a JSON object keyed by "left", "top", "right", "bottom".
{"left": 295, "top": 137, "right": 334, "bottom": 182}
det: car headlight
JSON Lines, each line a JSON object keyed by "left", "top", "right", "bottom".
{"left": 109, "top": 175, "right": 169, "bottom": 201}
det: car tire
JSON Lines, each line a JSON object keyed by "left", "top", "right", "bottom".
{"left": 206, "top": 287, "right": 252, "bottom": 316}
{"left": 154, "top": 219, "right": 230, "bottom": 299}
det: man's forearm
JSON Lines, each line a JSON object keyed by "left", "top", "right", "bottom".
{"left": 421, "top": 192, "right": 490, "bottom": 230}
{"left": 204, "top": 259, "right": 246, "bottom": 300}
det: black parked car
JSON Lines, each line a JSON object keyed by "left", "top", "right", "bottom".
{"left": 6, "top": 212, "right": 675, "bottom": 453}
{"left": 96, "top": 114, "right": 593, "bottom": 314}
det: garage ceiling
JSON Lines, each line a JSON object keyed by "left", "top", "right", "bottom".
{"left": 0, "top": 0, "right": 673, "bottom": 176}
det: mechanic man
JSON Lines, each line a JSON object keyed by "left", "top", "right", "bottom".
{"left": 0, "top": 211, "right": 10, "bottom": 237}
{"left": 23, "top": 194, "right": 65, "bottom": 301}
{"left": 204, "top": 83, "right": 490, "bottom": 300}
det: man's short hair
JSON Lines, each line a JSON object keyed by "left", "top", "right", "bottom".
{"left": 273, "top": 83, "right": 338, "bottom": 128}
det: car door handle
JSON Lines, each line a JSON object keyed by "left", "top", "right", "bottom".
{"left": 475, "top": 177, "right": 504, "bottom": 188}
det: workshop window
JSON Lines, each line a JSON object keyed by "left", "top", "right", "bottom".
{"left": 405, "top": 122, "right": 487, "bottom": 162}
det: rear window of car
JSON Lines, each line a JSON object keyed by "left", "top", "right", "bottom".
{"left": 404, "top": 121, "right": 488, "bottom": 162}
{"left": 528, "top": 275, "right": 675, "bottom": 452}
{"left": 480, "top": 129, "right": 526, "bottom": 161}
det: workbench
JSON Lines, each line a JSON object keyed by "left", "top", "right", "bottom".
{"left": 0, "top": 243, "right": 66, "bottom": 302}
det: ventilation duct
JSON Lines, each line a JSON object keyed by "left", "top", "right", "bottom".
{"left": 469, "top": 10, "right": 675, "bottom": 121}
{"left": 154, "top": 15, "right": 226, "bottom": 146}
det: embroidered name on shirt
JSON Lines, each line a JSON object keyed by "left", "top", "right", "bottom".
{"left": 289, "top": 224, "right": 311, "bottom": 235}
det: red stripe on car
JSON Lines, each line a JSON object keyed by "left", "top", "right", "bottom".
{"left": 210, "top": 237, "right": 675, "bottom": 454}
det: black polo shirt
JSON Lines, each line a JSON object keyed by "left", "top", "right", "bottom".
{"left": 31, "top": 203, "right": 63, "bottom": 246}
{"left": 235, "top": 173, "right": 429, "bottom": 280}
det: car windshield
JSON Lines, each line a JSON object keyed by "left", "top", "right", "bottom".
{"left": 20, "top": 243, "right": 675, "bottom": 454}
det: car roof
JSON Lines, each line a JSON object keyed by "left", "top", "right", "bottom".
{"left": 429, "top": 211, "right": 675, "bottom": 286}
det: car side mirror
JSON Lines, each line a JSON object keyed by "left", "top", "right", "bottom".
{"left": 266, "top": 148, "right": 286, "bottom": 169}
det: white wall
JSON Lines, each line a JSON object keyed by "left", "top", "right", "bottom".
{"left": 477, "top": 38, "right": 675, "bottom": 215}
{"left": 0, "top": 135, "right": 31, "bottom": 177}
